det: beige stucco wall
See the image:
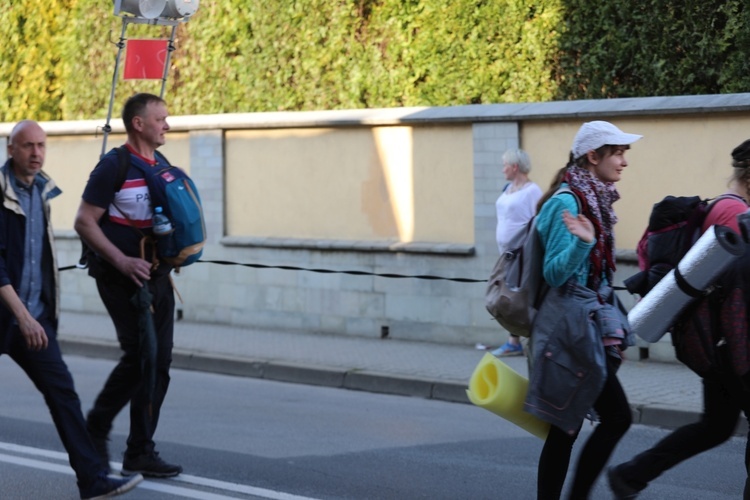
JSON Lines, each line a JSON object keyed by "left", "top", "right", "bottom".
{"left": 522, "top": 114, "right": 750, "bottom": 250}
{"left": 32, "top": 106, "right": 750, "bottom": 253}
{"left": 225, "top": 125, "right": 474, "bottom": 244}
{"left": 3, "top": 94, "right": 749, "bottom": 354}
{"left": 42, "top": 132, "right": 191, "bottom": 232}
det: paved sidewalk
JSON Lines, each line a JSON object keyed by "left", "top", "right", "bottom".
{"left": 58, "top": 311, "right": 721, "bottom": 434}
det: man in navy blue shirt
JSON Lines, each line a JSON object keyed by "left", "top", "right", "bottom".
{"left": 74, "top": 93, "right": 182, "bottom": 479}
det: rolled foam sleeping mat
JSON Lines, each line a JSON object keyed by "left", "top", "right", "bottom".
{"left": 628, "top": 225, "right": 744, "bottom": 343}
{"left": 466, "top": 352, "right": 550, "bottom": 440}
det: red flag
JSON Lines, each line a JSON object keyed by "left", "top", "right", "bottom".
{"left": 123, "top": 39, "right": 169, "bottom": 80}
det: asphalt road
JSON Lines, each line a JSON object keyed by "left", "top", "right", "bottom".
{"left": 0, "top": 354, "right": 745, "bottom": 499}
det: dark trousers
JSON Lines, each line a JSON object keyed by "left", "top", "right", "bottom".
{"left": 87, "top": 268, "right": 174, "bottom": 459}
{"left": 7, "top": 318, "right": 102, "bottom": 487}
{"left": 618, "top": 373, "right": 750, "bottom": 497}
{"left": 538, "top": 355, "right": 632, "bottom": 500}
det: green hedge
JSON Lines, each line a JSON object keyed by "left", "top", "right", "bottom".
{"left": 554, "top": 0, "right": 750, "bottom": 98}
{"left": 0, "top": 0, "right": 748, "bottom": 122}
{"left": 0, "top": 0, "right": 72, "bottom": 121}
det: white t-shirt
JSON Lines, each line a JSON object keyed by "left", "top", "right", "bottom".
{"left": 495, "top": 182, "right": 543, "bottom": 254}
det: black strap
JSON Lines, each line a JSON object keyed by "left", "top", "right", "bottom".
{"left": 115, "top": 146, "right": 130, "bottom": 192}
{"left": 674, "top": 267, "right": 704, "bottom": 298}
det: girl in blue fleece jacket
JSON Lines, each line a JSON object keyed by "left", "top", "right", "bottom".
{"left": 528, "top": 121, "right": 642, "bottom": 500}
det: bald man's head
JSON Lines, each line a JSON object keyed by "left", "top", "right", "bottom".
{"left": 7, "top": 120, "right": 46, "bottom": 185}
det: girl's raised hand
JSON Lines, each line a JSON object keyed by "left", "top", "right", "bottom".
{"left": 562, "top": 210, "right": 595, "bottom": 243}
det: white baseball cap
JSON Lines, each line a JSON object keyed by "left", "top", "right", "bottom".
{"left": 571, "top": 121, "right": 643, "bottom": 160}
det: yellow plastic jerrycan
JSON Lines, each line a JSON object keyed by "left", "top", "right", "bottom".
{"left": 466, "top": 352, "right": 550, "bottom": 440}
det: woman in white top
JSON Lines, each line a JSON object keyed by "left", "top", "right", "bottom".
{"left": 492, "top": 149, "right": 543, "bottom": 357}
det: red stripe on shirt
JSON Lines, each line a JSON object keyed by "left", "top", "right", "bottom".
{"left": 109, "top": 215, "right": 152, "bottom": 228}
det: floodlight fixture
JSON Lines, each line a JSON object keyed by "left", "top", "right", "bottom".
{"left": 114, "top": 0, "right": 167, "bottom": 19}
{"left": 160, "top": 0, "right": 199, "bottom": 19}
{"left": 114, "top": 0, "right": 199, "bottom": 20}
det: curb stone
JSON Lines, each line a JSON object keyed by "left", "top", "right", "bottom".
{"left": 58, "top": 337, "right": 736, "bottom": 435}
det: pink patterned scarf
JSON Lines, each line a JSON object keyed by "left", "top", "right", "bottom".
{"left": 564, "top": 165, "right": 619, "bottom": 292}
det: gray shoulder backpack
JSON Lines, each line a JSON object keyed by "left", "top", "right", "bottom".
{"left": 485, "top": 187, "right": 580, "bottom": 337}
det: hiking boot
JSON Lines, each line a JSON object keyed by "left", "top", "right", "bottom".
{"left": 491, "top": 341, "right": 524, "bottom": 357}
{"left": 79, "top": 473, "right": 143, "bottom": 499}
{"left": 607, "top": 465, "right": 640, "bottom": 499}
{"left": 122, "top": 452, "right": 182, "bottom": 478}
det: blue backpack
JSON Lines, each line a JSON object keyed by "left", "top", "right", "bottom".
{"left": 117, "top": 146, "right": 206, "bottom": 267}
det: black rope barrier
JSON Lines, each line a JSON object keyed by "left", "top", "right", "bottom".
{"left": 58, "top": 259, "right": 629, "bottom": 290}
{"left": 199, "top": 259, "right": 487, "bottom": 283}
{"left": 59, "top": 259, "right": 488, "bottom": 283}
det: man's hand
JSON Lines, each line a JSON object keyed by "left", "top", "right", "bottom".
{"left": 18, "top": 315, "right": 48, "bottom": 351}
{"left": 0, "top": 285, "right": 48, "bottom": 350}
{"left": 114, "top": 255, "right": 153, "bottom": 287}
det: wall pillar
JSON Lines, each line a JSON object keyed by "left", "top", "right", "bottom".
{"left": 189, "top": 130, "right": 224, "bottom": 244}
{"left": 472, "top": 122, "right": 519, "bottom": 262}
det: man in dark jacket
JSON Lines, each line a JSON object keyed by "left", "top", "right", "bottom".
{"left": 0, "top": 120, "right": 142, "bottom": 498}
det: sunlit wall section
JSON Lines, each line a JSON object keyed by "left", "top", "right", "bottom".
{"left": 224, "top": 125, "right": 473, "bottom": 246}
{"left": 372, "top": 126, "right": 414, "bottom": 242}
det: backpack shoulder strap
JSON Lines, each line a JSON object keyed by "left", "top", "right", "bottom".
{"left": 78, "top": 147, "right": 136, "bottom": 268}
{"left": 707, "top": 193, "right": 746, "bottom": 212}
{"left": 154, "top": 150, "right": 172, "bottom": 167}
{"left": 553, "top": 186, "right": 583, "bottom": 212}
{"left": 701, "top": 193, "right": 748, "bottom": 228}
{"left": 114, "top": 146, "right": 131, "bottom": 192}
{"left": 116, "top": 146, "right": 172, "bottom": 184}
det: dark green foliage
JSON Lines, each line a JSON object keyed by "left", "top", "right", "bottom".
{"left": 0, "top": 1, "right": 748, "bottom": 122}
{"left": 719, "top": 1, "right": 750, "bottom": 93}
{"left": 555, "top": 0, "right": 750, "bottom": 99}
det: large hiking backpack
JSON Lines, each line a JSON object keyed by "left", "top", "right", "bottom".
{"left": 666, "top": 206, "right": 750, "bottom": 381}
{"left": 624, "top": 194, "right": 740, "bottom": 296}
{"left": 119, "top": 147, "right": 206, "bottom": 267}
{"left": 78, "top": 147, "right": 206, "bottom": 269}
{"left": 485, "top": 187, "right": 580, "bottom": 337}
{"left": 672, "top": 283, "right": 750, "bottom": 379}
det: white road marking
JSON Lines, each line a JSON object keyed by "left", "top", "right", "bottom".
{"left": 0, "top": 441, "right": 320, "bottom": 500}
{"left": 0, "top": 453, "right": 74, "bottom": 475}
